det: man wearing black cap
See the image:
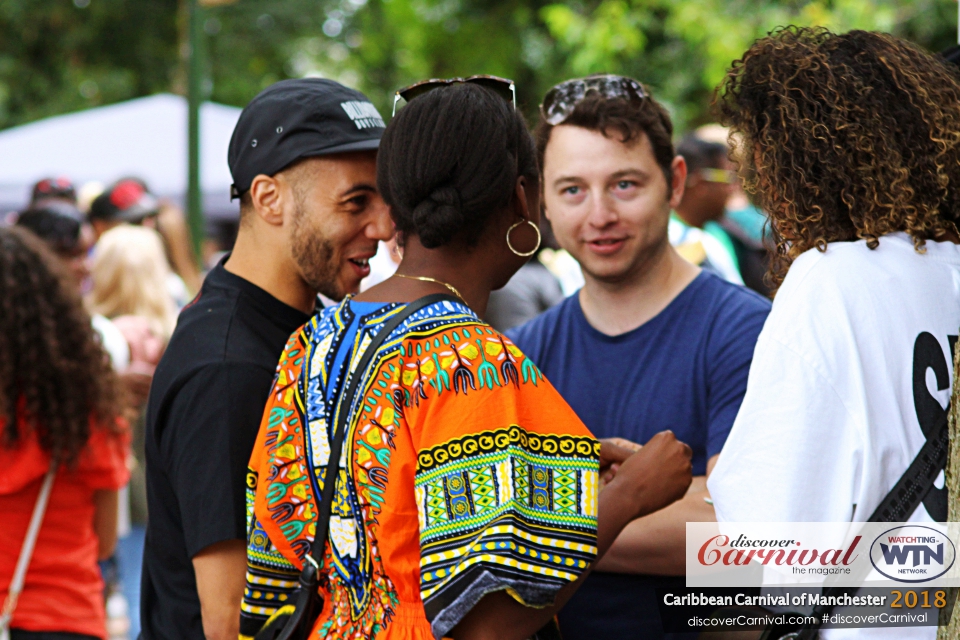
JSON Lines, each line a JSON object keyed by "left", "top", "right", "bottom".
{"left": 88, "top": 178, "right": 161, "bottom": 239}
{"left": 140, "top": 79, "right": 392, "bottom": 640}
{"left": 30, "top": 175, "right": 78, "bottom": 206}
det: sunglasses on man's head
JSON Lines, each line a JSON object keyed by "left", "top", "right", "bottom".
{"left": 392, "top": 75, "right": 516, "bottom": 116}
{"left": 540, "top": 75, "right": 647, "bottom": 126}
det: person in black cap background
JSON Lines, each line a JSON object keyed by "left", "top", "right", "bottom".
{"left": 16, "top": 199, "right": 89, "bottom": 285}
{"left": 30, "top": 175, "right": 78, "bottom": 207}
{"left": 139, "top": 78, "right": 392, "bottom": 640}
{"left": 88, "top": 178, "right": 161, "bottom": 241}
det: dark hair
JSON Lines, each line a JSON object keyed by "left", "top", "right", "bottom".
{"left": 239, "top": 190, "right": 253, "bottom": 221}
{"left": 378, "top": 83, "right": 538, "bottom": 249}
{"left": 535, "top": 89, "right": 675, "bottom": 183}
{"left": 716, "top": 27, "right": 960, "bottom": 287}
{"left": 676, "top": 134, "right": 728, "bottom": 173}
{"left": 0, "top": 226, "right": 121, "bottom": 464}
{"left": 16, "top": 201, "right": 84, "bottom": 254}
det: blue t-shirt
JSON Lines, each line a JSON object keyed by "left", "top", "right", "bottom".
{"left": 507, "top": 270, "right": 770, "bottom": 639}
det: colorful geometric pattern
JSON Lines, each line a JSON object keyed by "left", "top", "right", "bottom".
{"left": 414, "top": 426, "right": 599, "bottom": 633}
{"left": 240, "top": 298, "right": 599, "bottom": 640}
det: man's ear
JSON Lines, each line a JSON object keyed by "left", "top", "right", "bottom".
{"left": 668, "top": 155, "right": 687, "bottom": 209}
{"left": 248, "top": 174, "right": 284, "bottom": 227}
{"left": 539, "top": 177, "right": 551, "bottom": 222}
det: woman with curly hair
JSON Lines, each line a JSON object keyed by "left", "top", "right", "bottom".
{"left": 707, "top": 26, "right": 960, "bottom": 638}
{"left": 0, "top": 226, "right": 129, "bottom": 640}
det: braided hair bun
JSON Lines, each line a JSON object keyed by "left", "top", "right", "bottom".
{"left": 411, "top": 186, "right": 464, "bottom": 249}
{"left": 378, "top": 82, "right": 537, "bottom": 249}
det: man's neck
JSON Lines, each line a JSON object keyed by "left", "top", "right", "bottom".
{"left": 223, "top": 230, "right": 316, "bottom": 315}
{"left": 578, "top": 244, "right": 699, "bottom": 337}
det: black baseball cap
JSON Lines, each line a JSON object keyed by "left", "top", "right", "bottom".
{"left": 31, "top": 176, "right": 77, "bottom": 205}
{"left": 228, "top": 78, "right": 385, "bottom": 199}
{"left": 16, "top": 200, "right": 84, "bottom": 253}
{"left": 88, "top": 179, "right": 159, "bottom": 224}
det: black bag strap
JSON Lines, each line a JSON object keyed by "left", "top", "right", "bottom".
{"left": 793, "top": 411, "right": 950, "bottom": 640}
{"left": 865, "top": 411, "right": 949, "bottom": 524}
{"left": 305, "top": 293, "right": 459, "bottom": 572}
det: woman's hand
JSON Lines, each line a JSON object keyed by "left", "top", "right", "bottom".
{"left": 606, "top": 430, "right": 693, "bottom": 520}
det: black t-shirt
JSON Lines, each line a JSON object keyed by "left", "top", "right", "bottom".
{"left": 140, "top": 260, "right": 310, "bottom": 640}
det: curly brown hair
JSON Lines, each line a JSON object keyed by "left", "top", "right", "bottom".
{"left": 716, "top": 27, "right": 960, "bottom": 287}
{"left": 0, "top": 226, "right": 121, "bottom": 465}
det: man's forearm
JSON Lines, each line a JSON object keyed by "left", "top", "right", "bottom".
{"left": 594, "top": 476, "right": 714, "bottom": 575}
{"left": 193, "top": 539, "right": 247, "bottom": 640}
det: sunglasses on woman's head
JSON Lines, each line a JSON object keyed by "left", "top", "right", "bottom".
{"left": 392, "top": 75, "right": 516, "bottom": 116}
{"left": 540, "top": 75, "right": 647, "bottom": 126}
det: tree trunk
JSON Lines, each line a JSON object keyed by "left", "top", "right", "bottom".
{"left": 937, "top": 345, "right": 960, "bottom": 638}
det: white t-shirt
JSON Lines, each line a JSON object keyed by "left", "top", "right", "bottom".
{"left": 708, "top": 232, "right": 960, "bottom": 640}
{"left": 91, "top": 313, "right": 130, "bottom": 371}
{"left": 360, "top": 240, "right": 400, "bottom": 291}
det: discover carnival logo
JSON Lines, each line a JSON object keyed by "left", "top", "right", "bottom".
{"left": 869, "top": 525, "right": 956, "bottom": 583}
{"left": 697, "top": 533, "right": 862, "bottom": 574}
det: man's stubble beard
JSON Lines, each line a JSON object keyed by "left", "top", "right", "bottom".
{"left": 580, "top": 224, "right": 671, "bottom": 291}
{"left": 290, "top": 203, "right": 342, "bottom": 301}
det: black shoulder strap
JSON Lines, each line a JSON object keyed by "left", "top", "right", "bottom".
{"left": 866, "top": 411, "right": 949, "bottom": 524}
{"left": 795, "top": 411, "right": 950, "bottom": 639}
{"left": 307, "top": 293, "right": 460, "bottom": 570}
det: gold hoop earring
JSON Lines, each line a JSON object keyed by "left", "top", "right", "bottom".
{"left": 506, "top": 220, "right": 542, "bottom": 257}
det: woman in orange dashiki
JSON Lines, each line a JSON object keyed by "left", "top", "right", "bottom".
{"left": 240, "top": 80, "right": 692, "bottom": 640}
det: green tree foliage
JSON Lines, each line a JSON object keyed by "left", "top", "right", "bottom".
{"left": 206, "top": 0, "right": 956, "bottom": 128}
{"left": 538, "top": 0, "right": 958, "bottom": 126}
{"left": 0, "top": 0, "right": 327, "bottom": 129}
{"left": 0, "top": 0, "right": 956, "bottom": 132}
{"left": 204, "top": 0, "right": 569, "bottom": 118}
{"left": 0, "top": 0, "right": 178, "bottom": 129}
{"left": 202, "top": 0, "right": 329, "bottom": 107}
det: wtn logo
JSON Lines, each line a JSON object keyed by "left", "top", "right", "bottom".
{"left": 878, "top": 542, "right": 944, "bottom": 567}
{"left": 870, "top": 525, "right": 956, "bottom": 583}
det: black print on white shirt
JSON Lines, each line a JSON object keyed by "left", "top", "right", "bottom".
{"left": 911, "top": 331, "right": 951, "bottom": 522}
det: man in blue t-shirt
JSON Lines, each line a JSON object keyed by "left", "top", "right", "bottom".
{"left": 509, "top": 76, "right": 771, "bottom": 639}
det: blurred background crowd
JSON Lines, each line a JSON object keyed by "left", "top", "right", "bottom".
{"left": 1, "top": 1, "right": 959, "bottom": 638}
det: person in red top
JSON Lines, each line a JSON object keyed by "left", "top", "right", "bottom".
{"left": 0, "top": 226, "right": 130, "bottom": 640}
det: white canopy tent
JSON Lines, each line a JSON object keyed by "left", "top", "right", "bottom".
{"left": 0, "top": 94, "right": 242, "bottom": 220}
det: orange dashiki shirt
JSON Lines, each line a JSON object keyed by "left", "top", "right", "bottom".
{"left": 240, "top": 298, "right": 599, "bottom": 639}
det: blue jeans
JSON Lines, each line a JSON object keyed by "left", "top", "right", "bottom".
{"left": 116, "top": 524, "right": 146, "bottom": 640}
